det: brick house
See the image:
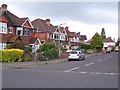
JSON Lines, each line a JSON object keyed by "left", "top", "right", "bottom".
{"left": 80, "top": 35, "right": 87, "bottom": 43}
{"left": 68, "top": 31, "right": 81, "bottom": 49}
{"left": 86, "top": 37, "right": 115, "bottom": 50}
{"left": 32, "top": 18, "right": 69, "bottom": 49}
{"left": 0, "top": 4, "right": 41, "bottom": 51}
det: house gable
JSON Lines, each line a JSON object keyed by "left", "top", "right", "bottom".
{"left": 22, "top": 19, "right": 33, "bottom": 28}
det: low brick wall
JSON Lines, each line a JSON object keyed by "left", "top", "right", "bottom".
{"left": 60, "top": 52, "right": 68, "bottom": 58}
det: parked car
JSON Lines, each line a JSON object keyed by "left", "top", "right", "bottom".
{"left": 106, "top": 48, "right": 112, "bottom": 53}
{"left": 68, "top": 50, "right": 85, "bottom": 61}
{"left": 115, "top": 46, "right": 119, "bottom": 52}
{"left": 66, "top": 49, "right": 72, "bottom": 53}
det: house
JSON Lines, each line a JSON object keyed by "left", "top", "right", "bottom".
{"left": 0, "top": 4, "right": 41, "bottom": 51}
{"left": 32, "top": 18, "right": 52, "bottom": 44}
{"left": 68, "top": 31, "right": 81, "bottom": 49}
{"left": 80, "top": 35, "right": 87, "bottom": 43}
{"left": 103, "top": 37, "right": 115, "bottom": 50}
{"left": 86, "top": 37, "right": 115, "bottom": 50}
{"left": 86, "top": 38, "right": 92, "bottom": 44}
{"left": 32, "top": 18, "right": 68, "bottom": 49}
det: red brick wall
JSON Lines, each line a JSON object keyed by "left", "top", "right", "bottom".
{"left": 60, "top": 52, "right": 68, "bottom": 58}
{"left": 23, "top": 20, "right": 31, "bottom": 28}
{"left": 0, "top": 16, "right": 8, "bottom": 23}
{"left": 35, "top": 32, "right": 47, "bottom": 41}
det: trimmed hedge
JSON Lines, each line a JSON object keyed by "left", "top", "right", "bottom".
{"left": 0, "top": 49, "right": 24, "bottom": 62}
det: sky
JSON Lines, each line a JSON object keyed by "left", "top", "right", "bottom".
{"left": 0, "top": 0, "right": 118, "bottom": 41}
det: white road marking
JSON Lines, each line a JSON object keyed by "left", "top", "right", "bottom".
{"left": 62, "top": 71, "right": 119, "bottom": 76}
{"left": 85, "top": 62, "right": 94, "bottom": 66}
{"left": 97, "top": 59, "right": 103, "bottom": 62}
{"left": 63, "top": 67, "right": 79, "bottom": 72}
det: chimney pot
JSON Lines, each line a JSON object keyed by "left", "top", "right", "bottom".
{"left": 45, "top": 19, "right": 51, "bottom": 26}
{"left": 46, "top": 19, "right": 50, "bottom": 22}
{"left": 1, "top": 4, "right": 7, "bottom": 11}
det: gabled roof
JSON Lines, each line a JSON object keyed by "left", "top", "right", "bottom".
{"left": 80, "top": 35, "right": 87, "bottom": 40}
{"left": 86, "top": 37, "right": 114, "bottom": 43}
{"left": 29, "top": 37, "right": 41, "bottom": 45}
{"left": 0, "top": 34, "right": 22, "bottom": 43}
{"left": 69, "top": 32, "right": 77, "bottom": 37}
{"left": 1, "top": 9, "right": 33, "bottom": 28}
{"left": 32, "top": 18, "right": 52, "bottom": 33}
{"left": 104, "top": 37, "right": 114, "bottom": 42}
{"left": 86, "top": 38, "right": 92, "bottom": 43}
{"left": 8, "top": 35, "right": 22, "bottom": 43}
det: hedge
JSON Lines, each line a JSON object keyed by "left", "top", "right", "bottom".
{"left": 0, "top": 49, "right": 24, "bottom": 62}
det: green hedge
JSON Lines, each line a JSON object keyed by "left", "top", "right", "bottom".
{"left": 0, "top": 49, "right": 24, "bottom": 62}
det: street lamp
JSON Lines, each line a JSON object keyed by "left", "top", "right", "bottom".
{"left": 57, "top": 23, "right": 66, "bottom": 58}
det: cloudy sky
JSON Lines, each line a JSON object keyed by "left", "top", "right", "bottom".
{"left": 0, "top": 0, "right": 118, "bottom": 41}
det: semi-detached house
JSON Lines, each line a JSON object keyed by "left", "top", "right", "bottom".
{"left": 0, "top": 4, "right": 87, "bottom": 52}
{"left": 0, "top": 4, "right": 41, "bottom": 51}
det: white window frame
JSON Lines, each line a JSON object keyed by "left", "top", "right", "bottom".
{"left": 9, "top": 26, "right": 13, "bottom": 33}
{"left": 17, "top": 27, "right": 23, "bottom": 36}
{"left": 0, "top": 22, "right": 7, "bottom": 34}
{"left": 0, "top": 42, "right": 6, "bottom": 50}
{"left": 54, "top": 33, "right": 59, "bottom": 40}
{"left": 24, "top": 28, "right": 29, "bottom": 36}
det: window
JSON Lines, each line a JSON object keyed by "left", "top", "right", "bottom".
{"left": 0, "top": 22, "right": 7, "bottom": 34}
{"left": 9, "top": 27, "right": 13, "bottom": 33}
{"left": 0, "top": 42, "right": 6, "bottom": 50}
{"left": 24, "top": 28, "right": 29, "bottom": 36}
{"left": 29, "top": 30, "right": 32, "bottom": 36}
{"left": 17, "top": 27, "right": 23, "bottom": 36}
{"left": 51, "top": 34, "right": 54, "bottom": 39}
{"left": 60, "top": 34, "right": 65, "bottom": 40}
{"left": 54, "top": 34, "right": 59, "bottom": 40}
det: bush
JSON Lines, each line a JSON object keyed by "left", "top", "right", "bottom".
{"left": 37, "top": 42, "right": 58, "bottom": 60}
{"left": 0, "top": 49, "right": 24, "bottom": 62}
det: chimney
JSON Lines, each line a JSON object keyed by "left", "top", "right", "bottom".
{"left": 65, "top": 26, "right": 69, "bottom": 32}
{"left": 77, "top": 32, "right": 80, "bottom": 35}
{"left": 1, "top": 4, "right": 7, "bottom": 12}
{"left": 45, "top": 19, "right": 51, "bottom": 26}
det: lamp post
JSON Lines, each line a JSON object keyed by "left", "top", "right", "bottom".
{"left": 57, "top": 23, "right": 66, "bottom": 59}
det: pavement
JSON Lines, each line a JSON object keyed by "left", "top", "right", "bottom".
{"left": 1, "top": 53, "right": 103, "bottom": 69}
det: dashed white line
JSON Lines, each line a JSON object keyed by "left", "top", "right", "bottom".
{"left": 62, "top": 71, "right": 119, "bottom": 76}
{"left": 97, "top": 59, "right": 103, "bottom": 62}
{"left": 85, "top": 62, "right": 94, "bottom": 66}
{"left": 63, "top": 67, "right": 79, "bottom": 72}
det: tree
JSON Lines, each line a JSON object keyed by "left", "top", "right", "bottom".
{"left": 90, "top": 32, "right": 103, "bottom": 51}
{"left": 101, "top": 28, "right": 106, "bottom": 40}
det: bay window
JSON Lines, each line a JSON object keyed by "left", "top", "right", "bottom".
{"left": 0, "top": 22, "right": 7, "bottom": 34}
{"left": 0, "top": 42, "right": 6, "bottom": 50}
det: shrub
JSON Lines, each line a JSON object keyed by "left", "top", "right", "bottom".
{"left": 0, "top": 49, "right": 24, "bottom": 62}
{"left": 38, "top": 42, "right": 58, "bottom": 60}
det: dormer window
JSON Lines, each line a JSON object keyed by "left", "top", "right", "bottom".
{"left": 9, "top": 27, "right": 13, "bottom": 33}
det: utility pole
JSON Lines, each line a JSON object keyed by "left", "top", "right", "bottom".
{"left": 58, "top": 23, "right": 66, "bottom": 59}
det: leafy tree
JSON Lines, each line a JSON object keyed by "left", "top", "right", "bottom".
{"left": 90, "top": 32, "right": 103, "bottom": 51}
{"left": 101, "top": 28, "right": 106, "bottom": 40}
{"left": 80, "top": 43, "right": 91, "bottom": 51}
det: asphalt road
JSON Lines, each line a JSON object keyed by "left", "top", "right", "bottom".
{"left": 2, "top": 52, "right": 119, "bottom": 88}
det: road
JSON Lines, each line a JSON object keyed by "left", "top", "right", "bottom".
{"left": 2, "top": 52, "right": 119, "bottom": 88}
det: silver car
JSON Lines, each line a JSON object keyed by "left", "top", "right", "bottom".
{"left": 68, "top": 50, "right": 85, "bottom": 61}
